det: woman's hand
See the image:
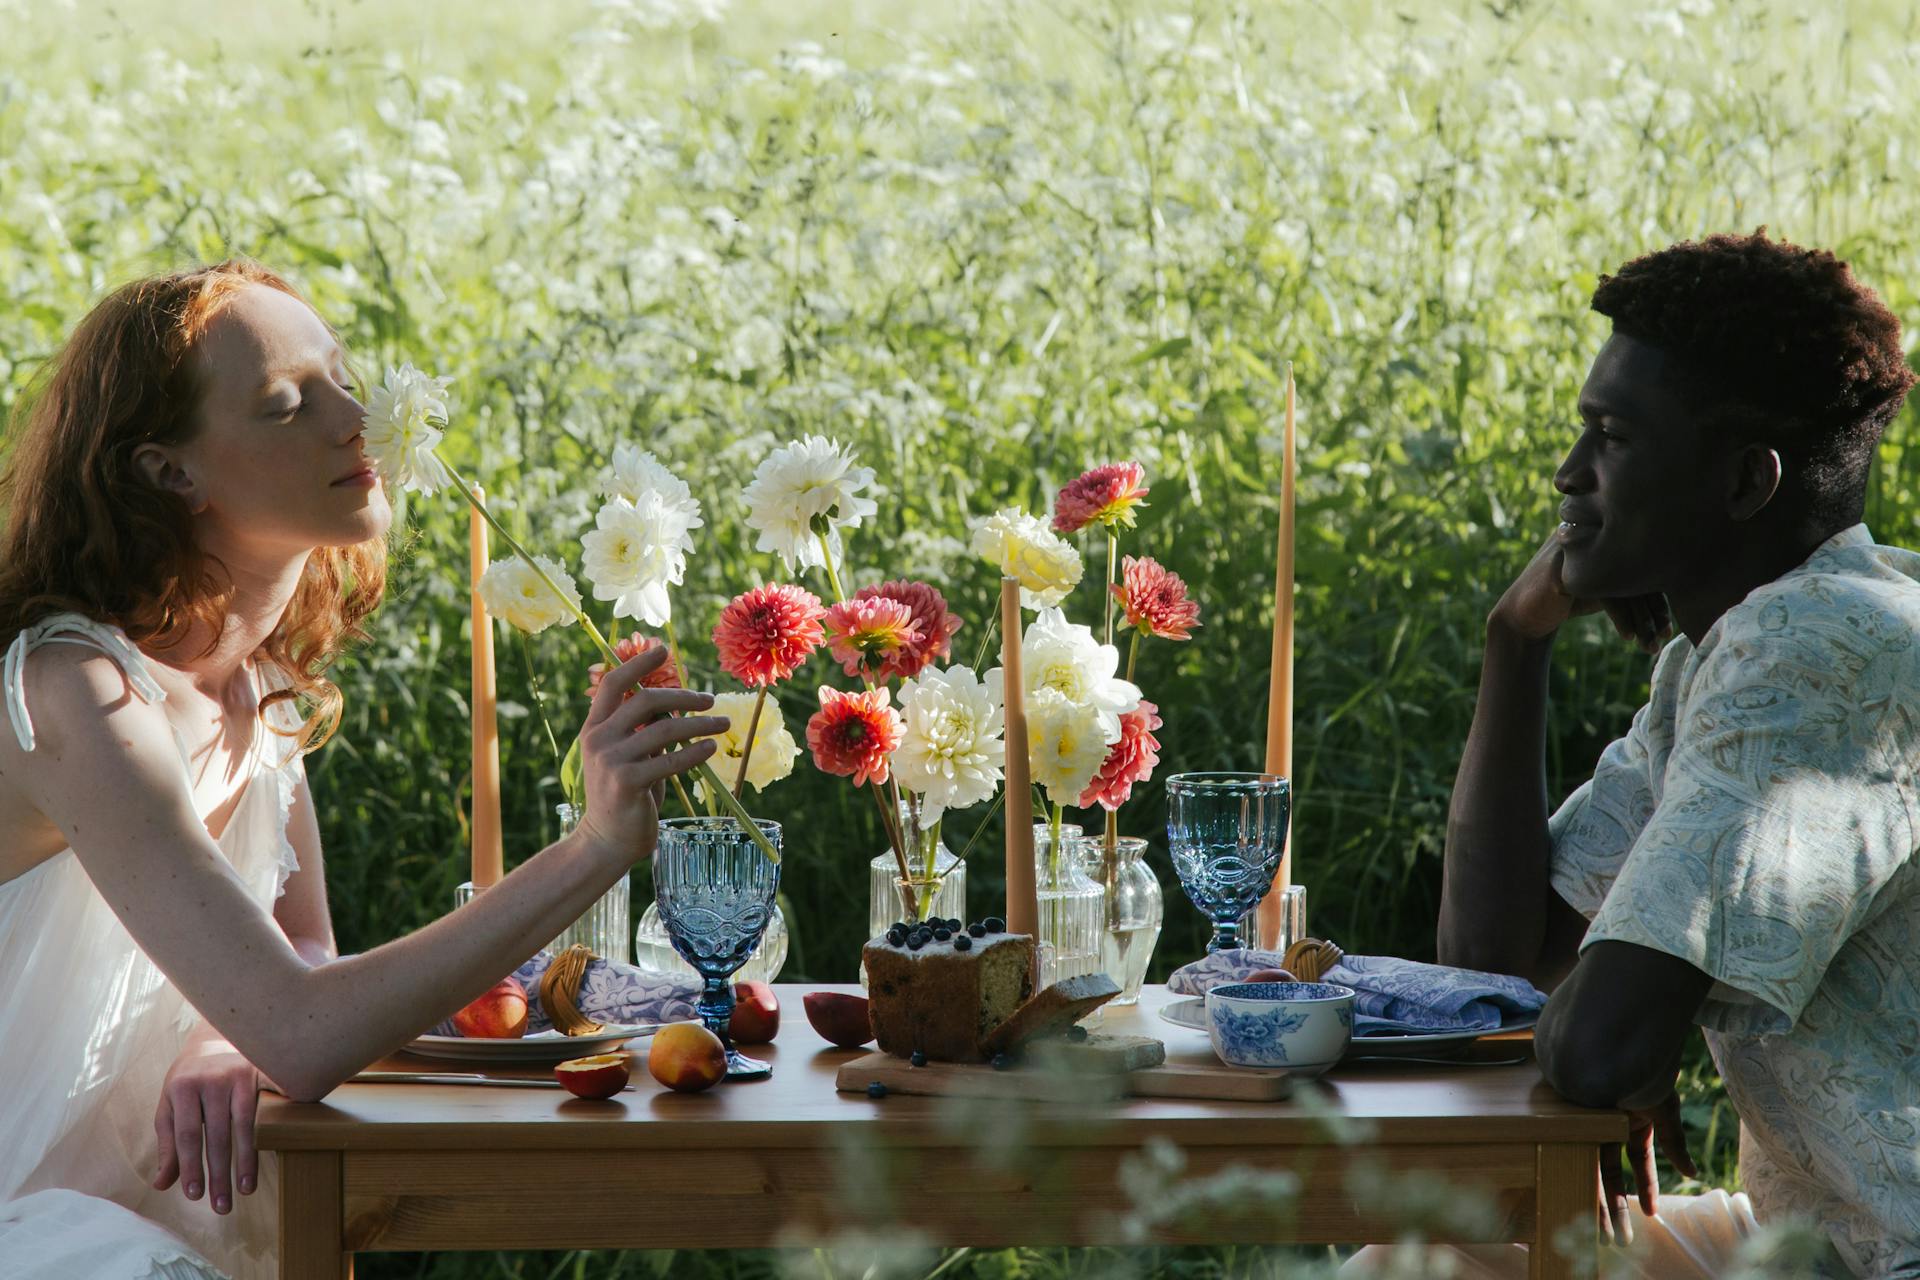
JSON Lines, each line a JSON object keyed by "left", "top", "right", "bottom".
{"left": 153, "top": 1035, "right": 265, "bottom": 1215}
{"left": 573, "top": 644, "right": 725, "bottom": 864}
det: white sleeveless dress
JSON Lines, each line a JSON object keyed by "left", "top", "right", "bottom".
{"left": 0, "top": 613, "right": 308, "bottom": 1280}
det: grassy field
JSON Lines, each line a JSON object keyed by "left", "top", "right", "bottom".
{"left": 4, "top": 0, "right": 1917, "bottom": 1273}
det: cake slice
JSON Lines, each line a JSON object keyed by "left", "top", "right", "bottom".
{"left": 862, "top": 918, "right": 1036, "bottom": 1062}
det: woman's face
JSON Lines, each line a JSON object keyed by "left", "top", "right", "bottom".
{"left": 157, "top": 283, "right": 391, "bottom": 561}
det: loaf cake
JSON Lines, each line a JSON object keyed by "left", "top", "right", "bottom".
{"left": 862, "top": 916, "right": 1035, "bottom": 1062}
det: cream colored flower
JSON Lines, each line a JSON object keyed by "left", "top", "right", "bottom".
{"left": 970, "top": 507, "right": 1083, "bottom": 608}
{"left": 707, "top": 690, "right": 799, "bottom": 794}
{"left": 741, "top": 435, "right": 877, "bottom": 573}
{"left": 600, "top": 444, "right": 702, "bottom": 525}
{"left": 1021, "top": 607, "right": 1141, "bottom": 741}
{"left": 1020, "top": 687, "right": 1111, "bottom": 808}
{"left": 580, "top": 493, "right": 697, "bottom": 626}
{"left": 893, "top": 664, "right": 1005, "bottom": 822}
{"left": 477, "top": 554, "right": 581, "bottom": 634}
{"left": 362, "top": 363, "right": 455, "bottom": 494}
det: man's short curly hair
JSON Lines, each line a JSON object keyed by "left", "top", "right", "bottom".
{"left": 1591, "top": 229, "right": 1915, "bottom": 529}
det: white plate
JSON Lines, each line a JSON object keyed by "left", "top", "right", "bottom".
{"left": 404, "top": 1024, "right": 662, "bottom": 1064}
{"left": 1157, "top": 998, "right": 1537, "bottom": 1058}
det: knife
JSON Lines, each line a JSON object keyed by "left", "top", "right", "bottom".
{"left": 348, "top": 1071, "right": 630, "bottom": 1091}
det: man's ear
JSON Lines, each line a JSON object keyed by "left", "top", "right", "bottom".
{"left": 1727, "top": 443, "right": 1781, "bottom": 522}
{"left": 132, "top": 443, "right": 206, "bottom": 514}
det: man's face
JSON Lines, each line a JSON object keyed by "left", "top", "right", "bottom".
{"left": 1554, "top": 333, "right": 1724, "bottom": 600}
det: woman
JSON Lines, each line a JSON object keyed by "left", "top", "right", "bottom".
{"left": 0, "top": 260, "right": 724, "bottom": 1280}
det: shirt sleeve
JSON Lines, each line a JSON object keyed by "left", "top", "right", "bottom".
{"left": 1582, "top": 616, "right": 1919, "bottom": 1037}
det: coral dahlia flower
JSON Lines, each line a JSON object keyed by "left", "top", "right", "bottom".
{"left": 806, "top": 685, "right": 903, "bottom": 787}
{"left": 1078, "top": 699, "right": 1164, "bottom": 810}
{"left": 713, "top": 583, "right": 827, "bottom": 688}
{"left": 852, "top": 579, "right": 962, "bottom": 681}
{"left": 823, "top": 597, "right": 923, "bottom": 682}
{"left": 1053, "top": 462, "right": 1149, "bottom": 534}
{"left": 1112, "top": 555, "right": 1201, "bottom": 641}
{"left": 586, "top": 633, "right": 683, "bottom": 699}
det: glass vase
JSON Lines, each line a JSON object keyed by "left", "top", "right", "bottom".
{"left": 634, "top": 898, "right": 788, "bottom": 984}
{"left": 453, "top": 802, "right": 631, "bottom": 964}
{"left": 1089, "top": 836, "right": 1163, "bottom": 1005}
{"left": 867, "top": 798, "right": 966, "bottom": 929}
{"left": 1034, "top": 826, "right": 1104, "bottom": 989}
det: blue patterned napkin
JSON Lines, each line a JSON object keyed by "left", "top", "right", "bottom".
{"left": 430, "top": 953, "right": 702, "bottom": 1036}
{"left": 1167, "top": 949, "right": 1544, "bottom": 1037}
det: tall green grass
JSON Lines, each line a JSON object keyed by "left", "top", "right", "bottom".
{"left": 4, "top": 0, "right": 1917, "bottom": 1273}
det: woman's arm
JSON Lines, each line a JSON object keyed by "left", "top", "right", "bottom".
{"left": 4, "top": 643, "right": 718, "bottom": 1102}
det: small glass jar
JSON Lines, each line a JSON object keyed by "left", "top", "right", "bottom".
{"left": 867, "top": 798, "right": 967, "bottom": 935}
{"left": 1034, "top": 826, "right": 1104, "bottom": 989}
{"left": 1089, "top": 836, "right": 1163, "bottom": 1005}
{"left": 455, "top": 803, "right": 631, "bottom": 964}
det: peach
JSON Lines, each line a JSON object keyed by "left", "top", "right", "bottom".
{"left": 802, "top": 991, "right": 874, "bottom": 1049}
{"left": 647, "top": 1021, "right": 727, "bottom": 1093}
{"left": 1244, "top": 968, "right": 1297, "bottom": 985}
{"left": 554, "top": 1052, "right": 631, "bottom": 1099}
{"left": 730, "top": 981, "right": 780, "bottom": 1045}
{"left": 453, "top": 975, "right": 528, "bottom": 1039}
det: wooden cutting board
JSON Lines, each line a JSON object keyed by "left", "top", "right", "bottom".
{"left": 835, "top": 1033, "right": 1292, "bottom": 1102}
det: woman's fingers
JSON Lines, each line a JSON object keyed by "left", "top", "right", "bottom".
{"left": 232, "top": 1082, "right": 259, "bottom": 1198}
{"left": 601, "top": 687, "right": 716, "bottom": 739}
{"left": 583, "top": 646, "right": 672, "bottom": 727}
{"left": 168, "top": 1083, "right": 205, "bottom": 1203}
{"left": 607, "top": 714, "right": 730, "bottom": 762}
{"left": 152, "top": 1094, "right": 179, "bottom": 1190}
{"left": 625, "top": 740, "right": 717, "bottom": 786}
{"left": 201, "top": 1086, "right": 233, "bottom": 1213}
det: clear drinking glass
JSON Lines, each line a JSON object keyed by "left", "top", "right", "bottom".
{"left": 652, "top": 816, "right": 783, "bottom": 1080}
{"left": 1166, "top": 772, "right": 1291, "bottom": 953}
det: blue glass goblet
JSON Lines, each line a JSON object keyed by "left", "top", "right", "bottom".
{"left": 653, "top": 816, "right": 783, "bottom": 1080}
{"left": 1166, "top": 772, "right": 1291, "bottom": 954}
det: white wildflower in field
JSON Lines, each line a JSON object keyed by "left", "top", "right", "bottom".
{"left": 707, "top": 690, "right": 798, "bottom": 794}
{"left": 1021, "top": 607, "right": 1140, "bottom": 741}
{"left": 477, "top": 554, "right": 582, "bottom": 634}
{"left": 362, "top": 363, "right": 455, "bottom": 495}
{"left": 717, "top": 314, "right": 785, "bottom": 378}
{"left": 1019, "top": 686, "right": 1111, "bottom": 809}
{"left": 970, "top": 508, "right": 1083, "bottom": 608}
{"left": 893, "top": 664, "right": 1005, "bottom": 821}
{"left": 580, "top": 493, "right": 696, "bottom": 625}
{"left": 742, "top": 435, "right": 877, "bottom": 573}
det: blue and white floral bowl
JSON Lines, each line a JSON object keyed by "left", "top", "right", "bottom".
{"left": 1205, "top": 981, "right": 1355, "bottom": 1076}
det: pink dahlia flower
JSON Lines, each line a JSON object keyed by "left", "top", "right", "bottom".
{"left": 806, "top": 685, "right": 903, "bottom": 787}
{"left": 852, "top": 579, "right": 963, "bottom": 681}
{"left": 1078, "top": 699, "right": 1164, "bottom": 810}
{"left": 823, "top": 596, "right": 923, "bottom": 681}
{"left": 586, "top": 632, "right": 683, "bottom": 698}
{"left": 713, "top": 583, "right": 827, "bottom": 688}
{"left": 1053, "top": 462, "right": 1150, "bottom": 534}
{"left": 1112, "top": 555, "right": 1200, "bottom": 641}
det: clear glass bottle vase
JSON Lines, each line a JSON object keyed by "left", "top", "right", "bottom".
{"left": 862, "top": 798, "right": 965, "bottom": 988}
{"left": 1089, "top": 835, "right": 1163, "bottom": 1004}
{"left": 1034, "top": 824, "right": 1104, "bottom": 989}
{"left": 633, "top": 897, "right": 788, "bottom": 984}
{"left": 455, "top": 803, "right": 632, "bottom": 964}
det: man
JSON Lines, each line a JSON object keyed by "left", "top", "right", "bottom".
{"left": 1439, "top": 231, "right": 1919, "bottom": 1277}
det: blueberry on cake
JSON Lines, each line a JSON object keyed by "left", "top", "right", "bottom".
{"left": 862, "top": 917, "right": 1035, "bottom": 1061}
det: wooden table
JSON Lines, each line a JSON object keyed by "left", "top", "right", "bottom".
{"left": 258, "top": 984, "right": 1623, "bottom": 1279}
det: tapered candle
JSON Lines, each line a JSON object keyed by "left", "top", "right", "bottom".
{"left": 999, "top": 579, "right": 1039, "bottom": 950}
{"left": 470, "top": 488, "right": 504, "bottom": 890}
{"left": 1256, "top": 367, "right": 1296, "bottom": 950}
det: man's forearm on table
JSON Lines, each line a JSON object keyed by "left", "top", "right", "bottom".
{"left": 1438, "top": 622, "right": 1559, "bottom": 977}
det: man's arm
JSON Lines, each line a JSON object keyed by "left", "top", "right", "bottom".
{"left": 1536, "top": 940, "right": 1711, "bottom": 1107}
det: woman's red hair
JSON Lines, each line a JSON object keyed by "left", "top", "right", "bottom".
{"left": 0, "top": 259, "right": 386, "bottom": 751}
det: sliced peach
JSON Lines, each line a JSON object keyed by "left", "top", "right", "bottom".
{"left": 1243, "top": 968, "right": 1297, "bottom": 985}
{"left": 730, "top": 980, "right": 780, "bottom": 1044}
{"left": 554, "top": 1052, "right": 631, "bottom": 1099}
{"left": 802, "top": 991, "right": 874, "bottom": 1049}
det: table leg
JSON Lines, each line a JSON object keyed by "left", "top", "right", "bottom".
{"left": 278, "top": 1150, "right": 351, "bottom": 1280}
{"left": 1531, "top": 1143, "right": 1597, "bottom": 1280}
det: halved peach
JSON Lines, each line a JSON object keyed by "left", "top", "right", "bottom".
{"left": 554, "top": 1052, "right": 631, "bottom": 1099}
{"left": 802, "top": 991, "right": 874, "bottom": 1049}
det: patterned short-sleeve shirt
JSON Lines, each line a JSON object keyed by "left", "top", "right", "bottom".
{"left": 1548, "top": 525, "right": 1920, "bottom": 1278}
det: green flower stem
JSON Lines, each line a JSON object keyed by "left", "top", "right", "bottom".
{"left": 732, "top": 685, "right": 769, "bottom": 795}
{"left": 969, "top": 608, "right": 1000, "bottom": 673}
{"left": 1104, "top": 526, "right": 1119, "bottom": 649}
{"left": 1049, "top": 802, "right": 1064, "bottom": 883}
{"left": 441, "top": 455, "right": 777, "bottom": 865}
{"left": 954, "top": 789, "right": 1007, "bottom": 865}
{"left": 814, "top": 530, "right": 849, "bottom": 605}
{"left": 1126, "top": 629, "right": 1141, "bottom": 684}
